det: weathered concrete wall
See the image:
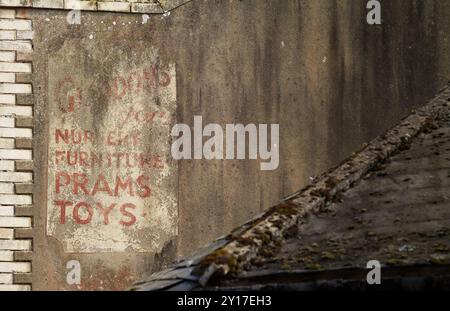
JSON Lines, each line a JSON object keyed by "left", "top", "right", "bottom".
{"left": 25, "top": 0, "right": 450, "bottom": 290}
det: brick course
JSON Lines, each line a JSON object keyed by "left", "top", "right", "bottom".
{"left": 0, "top": 1, "right": 189, "bottom": 13}
{"left": 0, "top": 7, "right": 32, "bottom": 290}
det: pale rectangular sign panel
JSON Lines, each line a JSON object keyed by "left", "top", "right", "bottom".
{"left": 46, "top": 39, "right": 178, "bottom": 253}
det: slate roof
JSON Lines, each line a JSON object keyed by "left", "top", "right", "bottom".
{"left": 130, "top": 84, "right": 450, "bottom": 291}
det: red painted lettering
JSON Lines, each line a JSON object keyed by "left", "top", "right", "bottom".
{"left": 95, "top": 203, "right": 115, "bottom": 225}
{"left": 120, "top": 203, "right": 137, "bottom": 226}
{"left": 137, "top": 175, "right": 151, "bottom": 198}
{"left": 91, "top": 174, "right": 113, "bottom": 196}
{"left": 55, "top": 172, "right": 70, "bottom": 194}
{"left": 73, "top": 173, "right": 89, "bottom": 195}
{"left": 55, "top": 200, "right": 72, "bottom": 224}
{"left": 114, "top": 176, "right": 134, "bottom": 197}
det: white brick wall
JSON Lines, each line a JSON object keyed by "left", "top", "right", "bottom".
{"left": 0, "top": 272, "right": 12, "bottom": 283}
{"left": 0, "top": 83, "right": 32, "bottom": 94}
{"left": 0, "top": 205, "right": 13, "bottom": 215}
{"left": 64, "top": 0, "right": 96, "bottom": 11}
{"left": 0, "top": 216, "right": 31, "bottom": 227}
{"left": 0, "top": 149, "right": 32, "bottom": 160}
{"left": 0, "top": 19, "right": 32, "bottom": 31}
{"left": 0, "top": 94, "right": 15, "bottom": 104}
{"left": 0, "top": 117, "right": 14, "bottom": 127}
{"left": 0, "top": 30, "right": 15, "bottom": 40}
{"left": 0, "top": 61, "right": 32, "bottom": 72}
{"left": 0, "top": 240, "right": 31, "bottom": 251}
{"left": 0, "top": 160, "right": 13, "bottom": 171}
{"left": 0, "top": 172, "right": 32, "bottom": 182}
{"left": 0, "top": 137, "right": 13, "bottom": 148}
{"left": 0, "top": 10, "right": 15, "bottom": 19}
{"left": 0, "top": 8, "right": 32, "bottom": 291}
{"left": 0, "top": 40, "right": 32, "bottom": 51}
{"left": 0, "top": 127, "right": 32, "bottom": 137}
{"left": 0, "top": 1, "right": 32, "bottom": 8}
{"left": 0, "top": 1, "right": 187, "bottom": 14}
{"left": 0, "top": 261, "right": 31, "bottom": 272}
{"left": 0, "top": 105, "right": 32, "bottom": 116}
{"left": 0, "top": 72, "right": 14, "bottom": 82}
{"left": 0, "top": 194, "right": 32, "bottom": 205}
{"left": 97, "top": 2, "right": 131, "bottom": 13}
{"left": 0, "top": 183, "right": 13, "bottom": 193}
{"left": 0, "top": 51, "right": 14, "bottom": 62}
{"left": 16, "top": 30, "right": 33, "bottom": 40}
{"left": 0, "top": 228, "right": 13, "bottom": 238}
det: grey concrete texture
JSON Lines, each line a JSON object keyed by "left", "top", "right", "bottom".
{"left": 30, "top": 0, "right": 450, "bottom": 290}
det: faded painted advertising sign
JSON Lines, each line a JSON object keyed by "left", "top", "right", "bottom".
{"left": 46, "top": 39, "right": 178, "bottom": 253}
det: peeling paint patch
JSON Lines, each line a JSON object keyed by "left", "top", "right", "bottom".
{"left": 46, "top": 39, "right": 178, "bottom": 253}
